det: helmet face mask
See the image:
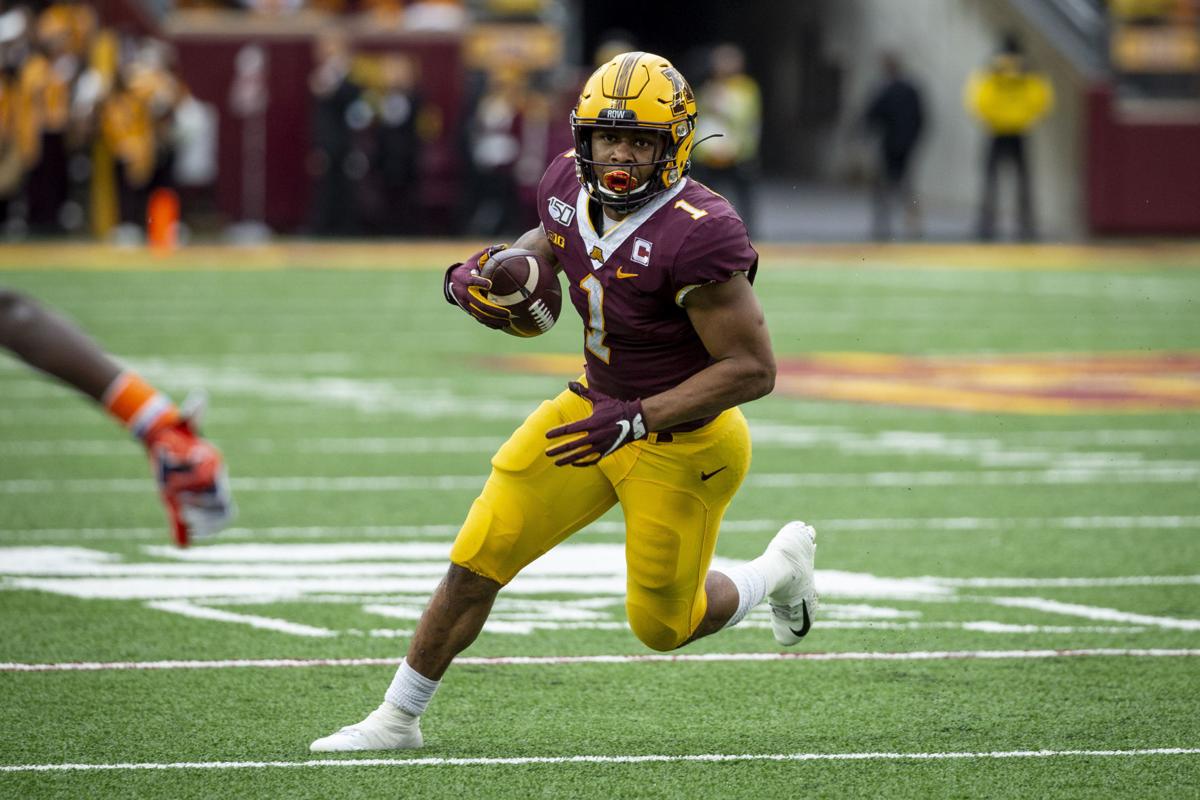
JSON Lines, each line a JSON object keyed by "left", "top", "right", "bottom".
{"left": 571, "top": 52, "right": 697, "bottom": 214}
{"left": 579, "top": 128, "right": 669, "bottom": 209}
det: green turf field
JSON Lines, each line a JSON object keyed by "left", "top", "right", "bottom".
{"left": 1, "top": 244, "right": 1198, "bottom": 798}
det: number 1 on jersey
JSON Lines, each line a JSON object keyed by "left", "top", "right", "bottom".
{"left": 580, "top": 274, "right": 611, "bottom": 362}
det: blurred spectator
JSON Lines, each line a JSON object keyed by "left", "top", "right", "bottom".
{"left": 99, "top": 37, "right": 190, "bottom": 239}
{"left": 21, "top": 7, "right": 77, "bottom": 233}
{"left": 71, "top": 26, "right": 118, "bottom": 237}
{"left": 307, "top": 31, "right": 360, "bottom": 236}
{"left": 371, "top": 53, "right": 422, "bottom": 235}
{"left": 172, "top": 89, "right": 219, "bottom": 190}
{"left": 0, "top": 6, "right": 35, "bottom": 70}
{"left": 0, "top": 65, "right": 21, "bottom": 228}
{"left": 128, "top": 40, "right": 186, "bottom": 196}
{"left": 38, "top": 0, "right": 95, "bottom": 61}
{"left": 692, "top": 43, "right": 761, "bottom": 236}
{"left": 229, "top": 42, "right": 270, "bottom": 239}
{"left": 403, "top": 0, "right": 467, "bottom": 32}
{"left": 100, "top": 66, "right": 155, "bottom": 231}
{"left": 463, "top": 65, "right": 526, "bottom": 237}
{"left": 517, "top": 72, "right": 560, "bottom": 190}
{"left": 593, "top": 28, "right": 637, "bottom": 67}
{"left": 964, "top": 33, "right": 1054, "bottom": 241}
{"left": 242, "top": 0, "right": 306, "bottom": 14}
{"left": 861, "top": 51, "right": 925, "bottom": 241}
{"left": 357, "top": 0, "right": 403, "bottom": 26}
{"left": 0, "top": 2, "right": 193, "bottom": 242}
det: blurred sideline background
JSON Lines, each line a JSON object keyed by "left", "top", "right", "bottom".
{"left": 0, "top": 0, "right": 1197, "bottom": 246}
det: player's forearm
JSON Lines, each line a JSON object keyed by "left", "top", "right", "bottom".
{"left": 0, "top": 289, "right": 121, "bottom": 400}
{"left": 641, "top": 354, "right": 775, "bottom": 431}
{"left": 510, "top": 226, "right": 558, "bottom": 269}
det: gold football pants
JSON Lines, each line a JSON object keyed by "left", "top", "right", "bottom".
{"left": 450, "top": 384, "right": 751, "bottom": 651}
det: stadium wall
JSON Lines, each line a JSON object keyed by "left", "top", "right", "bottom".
{"left": 1086, "top": 88, "right": 1200, "bottom": 235}
{"left": 166, "top": 18, "right": 464, "bottom": 235}
{"left": 819, "top": 0, "right": 1087, "bottom": 239}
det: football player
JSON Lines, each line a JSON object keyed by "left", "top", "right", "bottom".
{"left": 0, "top": 289, "right": 234, "bottom": 546}
{"left": 311, "top": 52, "right": 816, "bottom": 752}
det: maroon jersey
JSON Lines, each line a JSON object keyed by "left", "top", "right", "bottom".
{"left": 537, "top": 150, "right": 758, "bottom": 420}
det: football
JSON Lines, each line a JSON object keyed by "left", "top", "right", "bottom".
{"left": 480, "top": 248, "right": 562, "bottom": 337}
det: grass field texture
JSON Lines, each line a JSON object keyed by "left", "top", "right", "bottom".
{"left": 1, "top": 243, "right": 1198, "bottom": 798}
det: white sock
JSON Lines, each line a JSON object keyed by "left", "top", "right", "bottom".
{"left": 366, "top": 701, "right": 418, "bottom": 729}
{"left": 749, "top": 547, "right": 794, "bottom": 596}
{"left": 384, "top": 658, "right": 440, "bottom": 717}
{"left": 720, "top": 561, "right": 768, "bottom": 628}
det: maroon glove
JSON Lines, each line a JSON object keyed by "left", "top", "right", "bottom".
{"left": 443, "top": 244, "right": 511, "bottom": 329}
{"left": 545, "top": 382, "right": 648, "bottom": 467}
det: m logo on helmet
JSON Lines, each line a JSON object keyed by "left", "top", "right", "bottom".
{"left": 662, "top": 67, "right": 694, "bottom": 115}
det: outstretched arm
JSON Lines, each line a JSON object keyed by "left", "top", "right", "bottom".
{"left": 0, "top": 288, "right": 235, "bottom": 546}
{"left": 0, "top": 288, "right": 123, "bottom": 400}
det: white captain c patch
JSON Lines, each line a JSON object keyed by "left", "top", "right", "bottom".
{"left": 632, "top": 238, "right": 653, "bottom": 266}
{"left": 548, "top": 196, "right": 575, "bottom": 226}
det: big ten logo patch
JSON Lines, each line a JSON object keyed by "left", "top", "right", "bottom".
{"left": 546, "top": 230, "right": 566, "bottom": 249}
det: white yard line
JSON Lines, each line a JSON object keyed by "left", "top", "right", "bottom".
{"left": 364, "top": 621, "right": 1150, "bottom": 634}
{"left": 0, "top": 437, "right": 506, "bottom": 457}
{"left": 0, "top": 407, "right": 316, "bottom": 425}
{"left": 821, "top": 516, "right": 1200, "bottom": 531}
{"left": 3, "top": 649, "right": 1198, "bottom": 673}
{"left": 3, "top": 466, "right": 1199, "bottom": 494}
{"left": 2, "top": 516, "right": 1196, "bottom": 544}
{"left": 2, "top": 747, "right": 1198, "bottom": 773}
{"left": 745, "top": 467, "right": 1200, "bottom": 488}
{"left": 943, "top": 575, "right": 1200, "bottom": 588}
{"left": 143, "top": 601, "right": 338, "bottom": 638}
{"left": 0, "top": 476, "right": 485, "bottom": 493}
{"left": 0, "top": 525, "right": 464, "bottom": 542}
{"left": 988, "top": 597, "right": 1200, "bottom": 631}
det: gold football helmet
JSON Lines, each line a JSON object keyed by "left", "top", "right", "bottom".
{"left": 570, "top": 51, "right": 698, "bottom": 212}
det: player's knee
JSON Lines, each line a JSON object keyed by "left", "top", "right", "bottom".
{"left": 443, "top": 563, "right": 502, "bottom": 605}
{"left": 626, "top": 596, "right": 690, "bottom": 652}
{"left": 0, "top": 289, "right": 36, "bottom": 346}
{"left": 449, "top": 494, "right": 523, "bottom": 585}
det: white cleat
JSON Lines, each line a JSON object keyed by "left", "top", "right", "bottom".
{"left": 309, "top": 703, "right": 423, "bottom": 752}
{"left": 766, "top": 521, "right": 819, "bottom": 646}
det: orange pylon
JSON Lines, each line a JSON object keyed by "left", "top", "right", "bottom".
{"left": 147, "top": 187, "right": 180, "bottom": 255}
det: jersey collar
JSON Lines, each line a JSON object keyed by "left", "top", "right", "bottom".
{"left": 575, "top": 178, "right": 688, "bottom": 270}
